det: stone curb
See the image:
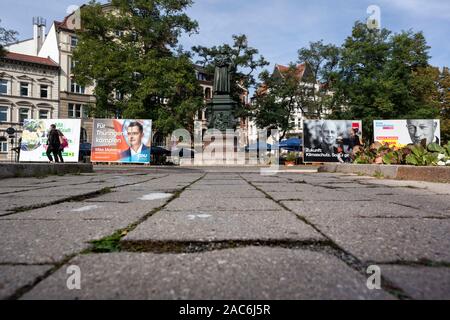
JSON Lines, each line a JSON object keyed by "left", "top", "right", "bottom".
{"left": 318, "top": 163, "right": 450, "bottom": 183}
{"left": 0, "top": 163, "right": 93, "bottom": 179}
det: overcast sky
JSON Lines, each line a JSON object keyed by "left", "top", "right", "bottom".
{"left": 2, "top": 0, "right": 449, "bottom": 75}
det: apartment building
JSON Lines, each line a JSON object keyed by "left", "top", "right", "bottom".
{"left": 0, "top": 51, "right": 59, "bottom": 161}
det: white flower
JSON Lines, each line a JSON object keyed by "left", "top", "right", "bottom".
{"left": 446, "top": 160, "right": 450, "bottom": 165}
{"left": 438, "top": 154, "right": 445, "bottom": 160}
{"left": 438, "top": 161, "right": 446, "bottom": 166}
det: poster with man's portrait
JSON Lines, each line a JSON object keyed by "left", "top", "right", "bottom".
{"left": 91, "top": 119, "right": 152, "bottom": 163}
{"left": 373, "top": 120, "right": 441, "bottom": 147}
{"left": 303, "top": 120, "right": 363, "bottom": 163}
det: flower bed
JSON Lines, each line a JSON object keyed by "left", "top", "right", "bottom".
{"left": 352, "top": 142, "right": 450, "bottom": 167}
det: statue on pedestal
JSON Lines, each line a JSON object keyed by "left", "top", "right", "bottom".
{"left": 207, "top": 55, "right": 237, "bottom": 131}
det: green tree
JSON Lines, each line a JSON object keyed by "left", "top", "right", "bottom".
{"left": 72, "top": 0, "right": 203, "bottom": 136}
{"left": 331, "top": 22, "right": 440, "bottom": 141}
{"left": 439, "top": 67, "right": 450, "bottom": 143}
{"left": 253, "top": 41, "right": 339, "bottom": 138}
{"left": 253, "top": 65, "right": 300, "bottom": 139}
{"left": 297, "top": 40, "right": 340, "bottom": 118}
{"left": 0, "top": 19, "right": 17, "bottom": 57}
{"left": 192, "top": 34, "right": 269, "bottom": 118}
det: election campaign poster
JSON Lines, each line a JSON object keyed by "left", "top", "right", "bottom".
{"left": 303, "top": 120, "right": 363, "bottom": 163}
{"left": 91, "top": 119, "right": 152, "bottom": 163}
{"left": 19, "top": 119, "right": 81, "bottom": 162}
{"left": 374, "top": 120, "right": 441, "bottom": 147}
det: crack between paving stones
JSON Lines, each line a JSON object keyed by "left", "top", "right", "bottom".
{"left": 0, "top": 262, "right": 56, "bottom": 267}
{"left": 240, "top": 174, "right": 413, "bottom": 301}
{"left": 4, "top": 253, "right": 78, "bottom": 300}
{"left": 389, "top": 202, "right": 446, "bottom": 216}
{"left": 367, "top": 260, "right": 450, "bottom": 268}
{"left": 356, "top": 216, "right": 449, "bottom": 220}
{"left": 120, "top": 240, "right": 334, "bottom": 254}
{"left": 5, "top": 174, "right": 206, "bottom": 300}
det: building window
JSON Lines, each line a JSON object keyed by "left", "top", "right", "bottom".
{"left": 20, "top": 83, "right": 29, "bottom": 96}
{"left": 39, "top": 110, "right": 49, "bottom": 119}
{"left": 197, "top": 72, "right": 207, "bottom": 81}
{"left": 19, "top": 108, "right": 30, "bottom": 124}
{"left": 40, "top": 85, "right": 49, "bottom": 98}
{"left": 205, "top": 88, "right": 211, "bottom": 99}
{"left": 0, "top": 141, "right": 7, "bottom": 153}
{"left": 289, "top": 118, "right": 296, "bottom": 129}
{"left": 71, "top": 36, "right": 78, "bottom": 47}
{"left": 0, "top": 106, "right": 8, "bottom": 122}
{"left": 70, "top": 81, "right": 85, "bottom": 94}
{"left": 0, "top": 79, "right": 8, "bottom": 95}
{"left": 68, "top": 104, "right": 87, "bottom": 118}
{"left": 70, "top": 59, "right": 78, "bottom": 73}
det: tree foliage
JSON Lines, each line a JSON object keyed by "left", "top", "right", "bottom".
{"left": 331, "top": 22, "right": 440, "bottom": 141}
{"left": 439, "top": 67, "right": 450, "bottom": 143}
{"left": 72, "top": 0, "right": 203, "bottom": 136}
{"left": 253, "top": 21, "right": 446, "bottom": 144}
{"left": 297, "top": 40, "right": 340, "bottom": 118}
{"left": 253, "top": 65, "right": 300, "bottom": 139}
{"left": 0, "top": 19, "right": 17, "bottom": 57}
{"left": 192, "top": 34, "right": 269, "bottom": 118}
{"left": 253, "top": 40, "right": 339, "bottom": 138}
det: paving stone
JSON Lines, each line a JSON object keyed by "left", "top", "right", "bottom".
{"left": 84, "top": 190, "right": 174, "bottom": 203}
{"left": 0, "top": 265, "right": 53, "bottom": 299}
{"left": 383, "top": 195, "right": 450, "bottom": 215}
{"left": 380, "top": 265, "right": 450, "bottom": 300}
{"left": 295, "top": 214, "right": 450, "bottom": 262}
{"left": 22, "top": 248, "right": 394, "bottom": 300}
{"left": 281, "top": 200, "right": 445, "bottom": 218}
{"left": 124, "top": 210, "right": 324, "bottom": 242}
{"left": 179, "top": 189, "right": 265, "bottom": 199}
{"left": 11, "top": 187, "right": 111, "bottom": 198}
{"left": 0, "top": 220, "right": 119, "bottom": 264}
{"left": 0, "top": 200, "right": 166, "bottom": 221}
{"left": 187, "top": 184, "right": 255, "bottom": 191}
{"left": 195, "top": 180, "right": 249, "bottom": 185}
{"left": 0, "top": 196, "right": 71, "bottom": 212}
{"left": 312, "top": 183, "right": 367, "bottom": 189}
{"left": 250, "top": 184, "right": 325, "bottom": 193}
{"left": 266, "top": 190, "right": 376, "bottom": 201}
{"left": 164, "top": 197, "right": 282, "bottom": 211}
{"left": 264, "top": 191, "right": 308, "bottom": 201}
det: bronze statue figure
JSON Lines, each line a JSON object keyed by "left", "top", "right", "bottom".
{"left": 213, "top": 56, "right": 232, "bottom": 94}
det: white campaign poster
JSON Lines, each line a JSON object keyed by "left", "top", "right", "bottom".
{"left": 19, "top": 119, "right": 81, "bottom": 162}
{"left": 374, "top": 120, "right": 441, "bottom": 147}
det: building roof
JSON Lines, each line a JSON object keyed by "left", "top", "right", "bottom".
{"left": 3, "top": 52, "right": 59, "bottom": 68}
{"left": 255, "top": 63, "right": 308, "bottom": 97}
{"left": 274, "top": 63, "right": 306, "bottom": 80}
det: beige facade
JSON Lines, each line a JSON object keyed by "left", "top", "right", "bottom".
{"left": 0, "top": 53, "right": 59, "bottom": 161}
{"left": 55, "top": 13, "right": 96, "bottom": 143}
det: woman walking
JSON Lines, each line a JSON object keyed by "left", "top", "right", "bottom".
{"left": 46, "top": 124, "right": 61, "bottom": 163}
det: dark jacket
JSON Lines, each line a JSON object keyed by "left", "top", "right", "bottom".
{"left": 120, "top": 144, "right": 150, "bottom": 161}
{"left": 47, "top": 129, "right": 61, "bottom": 149}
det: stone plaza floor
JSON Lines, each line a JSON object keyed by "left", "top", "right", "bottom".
{"left": 0, "top": 166, "right": 449, "bottom": 300}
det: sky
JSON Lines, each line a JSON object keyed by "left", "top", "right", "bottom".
{"left": 1, "top": 0, "right": 449, "bottom": 75}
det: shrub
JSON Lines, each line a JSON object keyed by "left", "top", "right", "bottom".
{"left": 352, "top": 141, "right": 450, "bottom": 167}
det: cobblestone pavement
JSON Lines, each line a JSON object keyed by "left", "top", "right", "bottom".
{"left": 1, "top": 166, "right": 449, "bottom": 300}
